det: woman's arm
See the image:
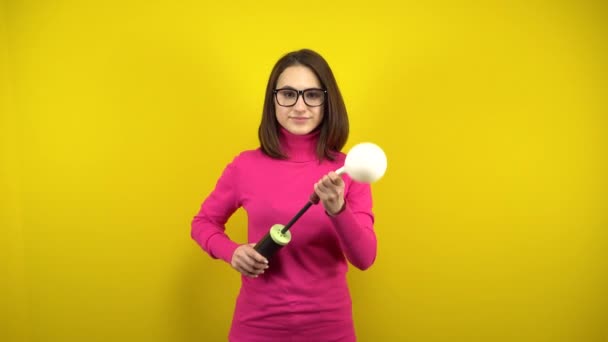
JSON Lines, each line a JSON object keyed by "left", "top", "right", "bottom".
{"left": 315, "top": 173, "right": 377, "bottom": 270}
{"left": 191, "top": 159, "right": 241, "bottom": 264}
{"left": 328, "top": 181, "right": 377, "bottom": 270}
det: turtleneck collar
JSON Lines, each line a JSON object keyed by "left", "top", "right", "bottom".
{"left": 279, "top": 127, "right": 320, "bottom": 162}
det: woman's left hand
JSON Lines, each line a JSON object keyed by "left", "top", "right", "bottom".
{"left": 314, "top": 171, "right": 345, "bottom": 215}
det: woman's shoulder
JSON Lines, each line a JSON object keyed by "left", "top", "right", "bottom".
{"left": 230, "top": 148, "right": 267, "bottom": 165}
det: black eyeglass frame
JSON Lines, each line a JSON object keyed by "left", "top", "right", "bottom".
{"left": 273, "top": 88, "right": 327, "bottom": 107}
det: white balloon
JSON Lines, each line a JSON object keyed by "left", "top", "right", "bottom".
{"left": 337, "top": 142, "right": 387, "bottom": 183}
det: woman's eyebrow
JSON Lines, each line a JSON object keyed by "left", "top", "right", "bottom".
{"left": 276, "top": 86, "right": 321, "bottom": 90}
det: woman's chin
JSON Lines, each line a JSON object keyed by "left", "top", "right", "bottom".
{"left": 284, "top": 124, "right": 316, "bottom": 136}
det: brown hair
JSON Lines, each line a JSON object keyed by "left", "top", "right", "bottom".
{"left": 258, "top": 49, "right": 349, "bottom": 161}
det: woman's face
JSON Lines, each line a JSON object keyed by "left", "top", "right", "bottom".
{"left": 274, "top": 65, "right": 324, "bottom": 135}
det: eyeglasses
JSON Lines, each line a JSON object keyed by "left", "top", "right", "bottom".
{"left": 273, "top": 88, "right": 327, "bottom": 107}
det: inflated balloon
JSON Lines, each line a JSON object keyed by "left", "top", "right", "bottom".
{"left": 337, "top": 142, "right": 387, "bottom": 183}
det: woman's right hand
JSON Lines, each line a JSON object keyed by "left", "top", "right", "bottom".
{"left": 231, "top": 243, "right": 269, "bottom": 278}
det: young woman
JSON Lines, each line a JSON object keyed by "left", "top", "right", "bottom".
{"left": 191, "top": 49, "right": 377, "bottom": 341}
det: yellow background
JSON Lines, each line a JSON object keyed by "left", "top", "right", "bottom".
{"left": 1, "top": 1, "right": 607, "bottom": 341}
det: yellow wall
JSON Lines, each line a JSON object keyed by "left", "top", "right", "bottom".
{"left": 1, "top": 1, "right": 607, "bottom": 341}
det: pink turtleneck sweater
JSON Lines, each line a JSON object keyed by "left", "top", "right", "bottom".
{"left": 191, "top": 129, "right": 377, "bottom": 342}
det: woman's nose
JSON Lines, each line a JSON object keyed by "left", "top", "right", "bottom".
{"left": 293, "top": 95, "right": 307, "bottom": 110}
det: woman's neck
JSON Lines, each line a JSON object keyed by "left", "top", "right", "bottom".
{"left": 278, "top": 127, "right": 320, "bottom": 162}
